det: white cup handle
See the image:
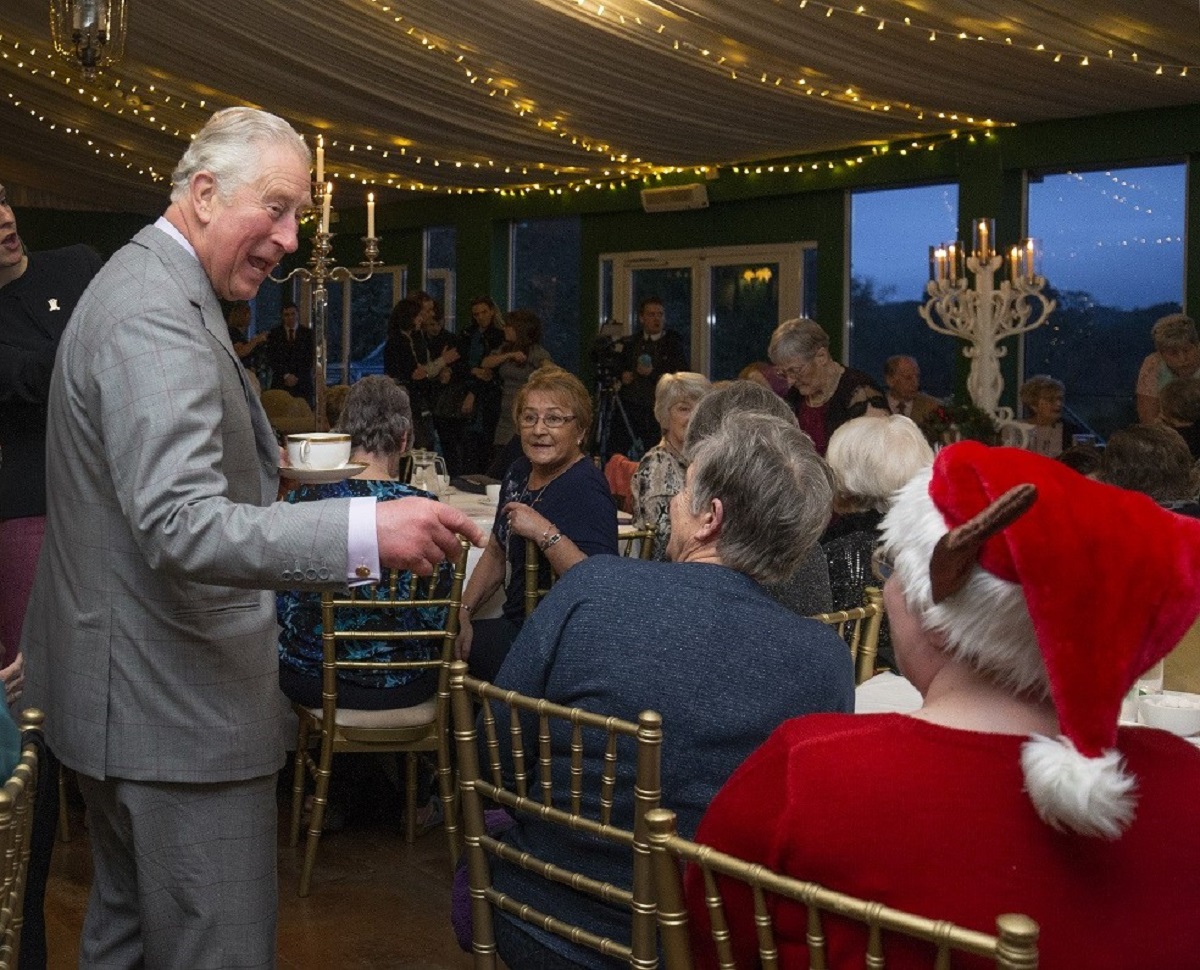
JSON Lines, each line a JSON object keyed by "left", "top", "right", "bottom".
{"left": 299, "top": 439, "right": 311, "bottom": 464}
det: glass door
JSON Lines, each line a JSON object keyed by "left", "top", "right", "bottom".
{"left": 603, "top": 243, "right": 811, "bottom": 378}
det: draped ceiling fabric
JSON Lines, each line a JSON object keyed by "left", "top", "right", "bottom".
{"left": 1, "top": 0, "right": 1199, "bottom": 214}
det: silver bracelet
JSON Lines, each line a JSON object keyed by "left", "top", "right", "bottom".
{"left": 539, "top": 529, "right": 563, "bottom": 551}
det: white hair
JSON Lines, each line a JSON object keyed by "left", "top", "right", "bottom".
{"left": 171, "top": 107, "right": 310, "bottom": 203}
{"left": 826, "top": 415, "right": 933, "bottom": 513}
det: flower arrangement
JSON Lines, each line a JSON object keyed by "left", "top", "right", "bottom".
{"left": 919, "top": 400, "right": 1001, "bottom": 447}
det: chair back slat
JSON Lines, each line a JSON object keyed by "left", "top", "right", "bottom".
{"left": 450, "top": 661, "right": 663, "bottom": 968}
{"left": 811, "top": 585, "right": 885, "bottom": 685}
{"left": 646, "top": 808, "right": 1040, "bottom": 970}
{"left": 0, "top": 710, "right": 43, "bottom": 970}
{"left": 619, "top": 525, "right": 657, "bottom": 560}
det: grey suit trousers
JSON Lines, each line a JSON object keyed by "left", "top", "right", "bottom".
{"left": 76, "top": 773, "right": 278, "bottom": 970}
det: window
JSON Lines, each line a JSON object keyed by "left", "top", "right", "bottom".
{"left": 1026, "top": 163, "right": 1185, "bottom": 435}
{"left": 849, "top": 183, "right": 959, "bottom": 398}
{"left": 425, "top": 225, "right": 457, "bottom": 328}
{"left": 511, "top": 217, "right": 582, "bottom": 371}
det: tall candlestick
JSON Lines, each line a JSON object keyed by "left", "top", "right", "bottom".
{"left": 1009, "top": 246, "right": 1020, "bottom": 285}
{"left": 316, "top": 135, "right": 325, "bottom": 184}
{"left": 1024, "top": 239, "right": 1036, "bottom": 281}
{"left": 321, "top": 182, "right": 332, "bottom": 234}
{"left": 367, "top": 192, "right": 375, "bottom": 238}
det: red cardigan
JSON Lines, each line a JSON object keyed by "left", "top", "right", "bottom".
{"left": 689, "top": 713, "right": 1200, "bottom": 969}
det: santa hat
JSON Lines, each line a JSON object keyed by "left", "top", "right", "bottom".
{"left": 888, "top": 441, "right": 1200, "bottom": 838}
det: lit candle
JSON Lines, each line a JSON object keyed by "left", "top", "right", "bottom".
{"left": 320, "top": 182, "right": 332, "bottom": 234}
{"left": 976, "top": 218, "right": 991, "bottom": 260}
{"left": 367, "top": 192, "right": 375, "bottom": 238}
{"left": 1025, "top": 238, "right": 1036, "bottom": 281}
{"left": 315, "top": 135, "right": 324, "bottom": 184}
{"left": 947, "top": 242, "right": 959, "bottom": 282}
{"left": 1009, "top": 246, "right": 1020, "bottom": 284}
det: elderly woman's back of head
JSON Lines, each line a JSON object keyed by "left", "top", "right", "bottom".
{"left": 334, "top": 375, "right": 413, "bottom": 457}
{"left": 1100, "top": 424, "right": 1198, "bottom": 503}
{"left": 825, "top": 415, "right": 933, "bottom": 514}
{"left": 686, "top": 411, "right": 833, "bottom": 586}
{"left": 683, "top": 378, "right": 799, "bottom": 456}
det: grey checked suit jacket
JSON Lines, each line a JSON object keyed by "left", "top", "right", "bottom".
{"left": 23, "top": 224, "right": 350, "bottom": 784}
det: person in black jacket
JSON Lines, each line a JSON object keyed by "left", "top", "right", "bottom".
{"left": 617, "top": 296, "right": 689, "bottom": 457}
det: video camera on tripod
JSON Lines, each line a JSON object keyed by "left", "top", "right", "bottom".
{"left": 591, "top": 319, "right": 628, "bottom": 390}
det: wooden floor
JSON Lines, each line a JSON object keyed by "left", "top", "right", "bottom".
{"left": 44, "top": 783, "right": 475, "bottom": 969}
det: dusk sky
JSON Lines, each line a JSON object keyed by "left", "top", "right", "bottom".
{"left": 851, "top": 163, "right": 1185, "bottom": 311}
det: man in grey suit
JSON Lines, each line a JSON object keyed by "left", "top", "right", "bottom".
{"left": 20, "top": 107, "right": 484, "bottom": 969}
{"left": 883, "top": 354, "right": 940, "bottom": 425}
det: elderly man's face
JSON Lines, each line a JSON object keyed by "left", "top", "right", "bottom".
{"left": 199, "top": 144, "right": 309, "bottom": 301}
{"left": 1163, "top": 343, "right": 1200, "bottom": 378}
{"left": 886, "top": 358, "right": 920, "bottom": 401}
{"left": 0, "top": 184, "right": 26, "bottom": 279}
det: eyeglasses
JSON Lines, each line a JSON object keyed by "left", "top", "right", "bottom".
{"left": 870, "top": 544, "right": 895, "bottom": 583}
{"left": 519, "top": 411, "right": 576, "bottom": 429}
{"left": 776, "top": 356, "right": 819, "bottom": 381}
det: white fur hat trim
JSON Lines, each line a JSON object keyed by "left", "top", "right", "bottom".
{"left": 1020, "top": 734, "right": 1137, "bottom": 839}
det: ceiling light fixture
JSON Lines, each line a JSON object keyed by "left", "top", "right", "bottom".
{"left": 49, "top": 0, "right": 126, "bottom": 81}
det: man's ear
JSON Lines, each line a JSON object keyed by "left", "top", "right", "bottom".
{"left": 189, "top": 172, "right": 219, "bottom": 225}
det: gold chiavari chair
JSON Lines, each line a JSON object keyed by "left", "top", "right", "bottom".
{"left": 618, "top": 523, "right": 657, "bottom": 560}
{"left": 288, "top": 538, "right": 470, "bottom": 896}
{"left": 449, "top": 660, "right": 662, "bottom": 969}
{"left": 0, "top": 710, "right": 43, "bottom": 970}
{"left": 646, "top": 807, "right": 1039, "bottom": 970}
{"left": 523, "top": 538, "right": 557, "bottom": 616}
{"left": 811, "top": 585, "right": 884, "bottom": 686}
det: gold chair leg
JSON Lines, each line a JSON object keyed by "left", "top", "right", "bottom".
{"left": 405, "top": 752, "right": 417, "bottom": 844}
{"left": 56, "top": 765, "right": 70, "bottom": 843}
{"left": 288, "top": 716, "right": 312, "bottom": 848}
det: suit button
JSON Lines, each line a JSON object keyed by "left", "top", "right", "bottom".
{"left": 318, "top": 568, "right": 331, "bottom": 580}
{"left": 304, "top": 568, "right": 317, "bottom": 581}
{"left": 281, "top": 569, "right": 292, "bottom": 581}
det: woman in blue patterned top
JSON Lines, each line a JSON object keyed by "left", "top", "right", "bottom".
{"left": 276, "top": 375, "right": 452, "bottom": 710}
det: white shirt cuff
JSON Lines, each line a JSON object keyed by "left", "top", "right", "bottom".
{"left": 347, "top": 496, "right": 380, "bottom": 585}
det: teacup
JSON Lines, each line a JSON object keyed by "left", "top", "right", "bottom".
{"left": 485, "top": 483, "right": 501, "bottom": 504}
{"left": 287, "top": 432, "right": 351, "bottom": 470}
{"left": 1139, "top": 693, "right": 1200, "bottom": 737}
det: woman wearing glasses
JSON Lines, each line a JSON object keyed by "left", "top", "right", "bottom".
{"left": 456, "top": 365, "right": 618, "bottom": 681}
{"left": 768, "top": 317, "right": 886, "bottom": 455}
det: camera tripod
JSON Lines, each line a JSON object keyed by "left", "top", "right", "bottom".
{"left": 593, "top": 381, "right": 644, "bottom": 466}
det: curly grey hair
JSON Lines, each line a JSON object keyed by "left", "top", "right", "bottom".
{"left": 683, "top": 379, "right": 798, "bottom": 456}
{"left": 1151, "top": 313, "right": 1199, "bottom": 352}
{"left": 826, "top": 415, "right": 934, "bottom": 514}
{"left": 1018, "top": 374, "right": 1065, "bottom": 414}
{"left": 171, "top": 107, "right": 310, "bottom": 203}
{"left": 334, "top": 376, "right": 413, "bottom": 457}
{"left": 684, "top": 411, "right": 833, "bottom": 585}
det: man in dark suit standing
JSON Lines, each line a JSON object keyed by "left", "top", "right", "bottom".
{"left": 618, "top": 296, "right": 689, "bottom": 456}
{"left": 21, "top": 107, "right": 483, "bottom": 969}
{"left": 264, "top": 299, "right": 315, "bottom": 402}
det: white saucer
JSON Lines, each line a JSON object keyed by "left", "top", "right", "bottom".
{"left": 280, "top": 462, "right": 367, "bottom": 484}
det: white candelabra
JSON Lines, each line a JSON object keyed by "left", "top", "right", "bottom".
{"left": 918, "top": 218, "right": 1056, "bottom": 424}
{"left": 272, "top": 136, "right": 380, "bottom": 428}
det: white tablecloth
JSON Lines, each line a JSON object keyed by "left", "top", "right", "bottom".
{"left": 439, "top": 487, "right": 503, "bottom": 618}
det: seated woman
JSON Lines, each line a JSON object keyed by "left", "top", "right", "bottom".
{"left": 690, "top": 442, "right": 1200, "bottom": 968}
{"left": 1136, "top": 312, "right": 1200, "bottom": 424}
{"left": 1159, "top": 376, "right": 1200, "bottom": 458}
{"left": 821, "top": 414, "right": 933, "bottom": 669}
{"left": 630, "top": 371, "right": 710, "bottom": 560}
{"left": 1017, "top": 374, "right": 1083, "bottom": 458}
{"left": 457, "top": 364, "right": 618, "bottom": 682}
{"left": 276, "top": 375, "right": 451, "bottom": 712}
{"left": 1101, "top": 423, "right": 1200, "bottom": 518}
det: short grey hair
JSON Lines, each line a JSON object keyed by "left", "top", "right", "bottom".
{"left": 171, "top": 107, "right": 310, "bottom": 203}
{"left": 685, "top": 411, "right": 833, "bottom": 585}
{"left": 334, "top": 376, "right": 413, "bottom": 457}
{"left": 826, "top": 415, "right": 934, "bottom": 513}
{"left": 653, "top": 371, "right": 710, "bottom": 429}
{"left": 683, "top": 379, "right": 797, "bottom": 456}
{"left": 768, "top": 318, "right": 829, "bottom": 365}
{"left": 1018, "top": 374, "right": 1065, "bottom": 412}
{"left": 1151, "top": 313, "right": 1199, "bottom": 352}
